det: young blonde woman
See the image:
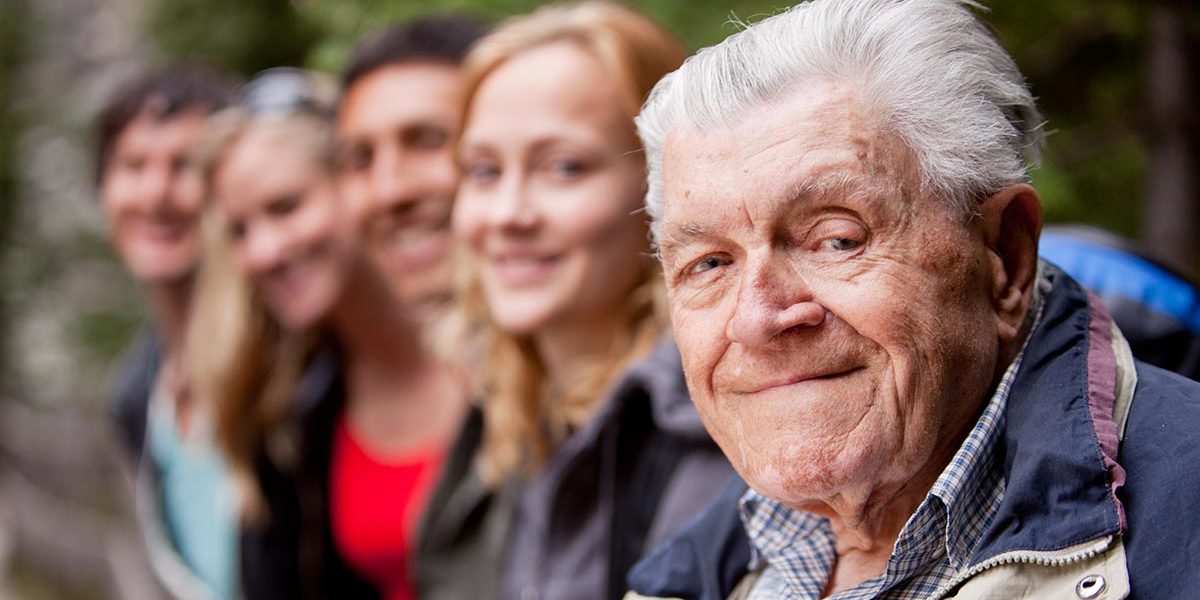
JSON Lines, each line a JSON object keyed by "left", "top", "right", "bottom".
{"left": 418, "top": 4, "right": 733, "bottom": 599}
{"left": 189, "top": 69, "right": 465, "bottom": 600}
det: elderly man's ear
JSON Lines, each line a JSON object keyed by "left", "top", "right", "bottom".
{"left": 979, "top": 183, "right": 1043, "bottom": 344}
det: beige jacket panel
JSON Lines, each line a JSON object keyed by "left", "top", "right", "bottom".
{"left": 941, "top": 538, "right": 1129, "bottom": 600}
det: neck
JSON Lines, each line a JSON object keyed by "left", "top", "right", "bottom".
{"left": 819, "top": 455, "right": 948, "bottom": 551}
{"left": 333, "top": 256, "right": 467, "bottom": 456}
{"left": 805, "top": 398, "right": 984, "bottom": 594}
{"left": 533, "top": 309, "right": 625, "bottom": 396}
{"left": 995, "top": 305, "right": 1036, "bottom": 385}
{"left": 144, "top": 277, "right": 192, "bottom": 356}
{"left": 330, "top": 256, "right": 424, "bottom": 374}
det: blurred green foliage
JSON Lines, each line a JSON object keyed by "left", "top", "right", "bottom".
{"left": 70, "top": 308, "right": 144, "bottom": 365}
{"left": 143, "top": 0, "right": 1193, "bottom": 244}
{"left": 149, "top": 0, "right": 319, "bottom": 74}
{"left": 294, "top": 0, "right": 791, "bottom": 72}
{"left": 988, "top": 1, "right": 1149, "bottom": 238}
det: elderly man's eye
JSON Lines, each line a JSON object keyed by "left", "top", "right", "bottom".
{"left": 808, "top": 218, "right": 867, "bottom": 254}
{"left": 821, "top": 237, "right": 862, "bottom": 252}
{"left": 689, "top": 255, "right": 731, "bottom": 276}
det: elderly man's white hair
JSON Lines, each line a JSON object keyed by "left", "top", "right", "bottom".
{"left": 637, "top": 0, "right": 1044, "bottom": 243}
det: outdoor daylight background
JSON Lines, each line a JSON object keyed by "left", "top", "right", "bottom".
{"left": 0, "top": 0, "right": 1196, "bottom": 598}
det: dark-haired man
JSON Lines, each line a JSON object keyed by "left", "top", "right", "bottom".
{"left": 101, "top": 64, "right": 232, "bottom": 457}
{"left": 337, "top": 16, "right": 485, "bottom": 317}
{"left": 98, "top": 64, "right": 237, "bottom": 599}
{"left": 333, "top": 16, "right": 489, "bottom": 600}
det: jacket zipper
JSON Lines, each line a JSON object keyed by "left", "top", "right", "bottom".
{"left": 929, "top": 535, "right": 1114, "bottom": 599}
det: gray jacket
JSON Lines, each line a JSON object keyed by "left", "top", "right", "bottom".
{"left": 417, "top": 338, "right": 733, "bottom": 600}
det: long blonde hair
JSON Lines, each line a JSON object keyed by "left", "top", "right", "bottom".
{"left": 457, "top": 1, "right": 688, "bottom": 485}
{"left": 185, "top": 104, "right": 336, "bottom": 523}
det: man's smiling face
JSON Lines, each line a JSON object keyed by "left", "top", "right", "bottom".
{"left": 658, "top": 82, "right": 1003, "bottom": 510}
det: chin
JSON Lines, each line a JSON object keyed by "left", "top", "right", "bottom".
{"left": 744, "top": 463, "right": 842, "bottom": 507}
{"left": 487, "top": 301, "right": 559, "bottom": 336}
{"left": 275, "top": 305, "right": 324, "bottom": 331}
{"left": 129, "top": 261, "right": 195, "bottom": 286}
{"left": 481, "top": 283, "right": 565, "bottom": 336}
{"left": 489, "top": 312, "right": 548, "bottom": 336}
{"left": 271, "top": 289, "right": 335, "bottom": 331}
{"left": 734, "top": 430, "right": 889, "bottom": 508}
{"left": 387, "top": 265, "right": 454, "bottom": 308}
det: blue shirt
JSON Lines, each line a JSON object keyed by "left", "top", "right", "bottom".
{"left": 149, "top": 391, "right": 239, "bottom": 600}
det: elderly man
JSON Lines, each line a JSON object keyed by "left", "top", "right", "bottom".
{"left": 625, "top": 0, "right": 1200, "bottom": 598}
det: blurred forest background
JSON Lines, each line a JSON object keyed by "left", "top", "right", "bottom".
{"left": 0, "top": 0, "right": 1197, "bottom": 598}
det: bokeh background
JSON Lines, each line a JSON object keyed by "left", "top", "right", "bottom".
{"left": 0, "top": 0, "right": 1196, "bottom": 598}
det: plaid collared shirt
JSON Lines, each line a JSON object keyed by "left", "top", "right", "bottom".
{"left": 738, "top": 345, "right": 1032, "bottom": 600}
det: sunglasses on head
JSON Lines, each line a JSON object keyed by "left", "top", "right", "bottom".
{"left": 237, "top": 67, "right": 337, "bottom": 118}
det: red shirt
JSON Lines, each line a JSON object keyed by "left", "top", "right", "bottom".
{"left": 330, "top": 419, "right": 445, "bottom": 600}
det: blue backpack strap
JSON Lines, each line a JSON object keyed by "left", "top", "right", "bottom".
{"left": 1040, "top": 225, "right": 1200, "bottom": 380}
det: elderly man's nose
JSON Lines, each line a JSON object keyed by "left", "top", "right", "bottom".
{"left": 726, "top": 268, "right": 825, "bottom": 346}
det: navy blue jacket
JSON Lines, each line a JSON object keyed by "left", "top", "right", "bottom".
{"left": 628, "top": 266, "right": 1200, "bottom": 599}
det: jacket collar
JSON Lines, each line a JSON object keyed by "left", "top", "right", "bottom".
{"left": 969, "top": 263, "right": 1126, "bottom": 562}
{"left": 611, "top": 336, "right": 711, "bottom": 441}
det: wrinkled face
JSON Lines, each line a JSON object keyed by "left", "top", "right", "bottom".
{"left": 100, "top": 111, "right": 208, "bottom": 285}
{"left": 337, "top": 63, "right": 461, "bottom": 309}
{"left": 214, "top": 126, "right": 356, "bottom": 330}
{"left": 658, "top": 83, "right": 1001, "bottom": 508}
{"left": 454, "top": 42, "right": 649, "bottom": 335}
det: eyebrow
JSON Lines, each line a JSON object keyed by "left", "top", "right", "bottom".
{"left": 656, "top": 222, "right": 709, "bottom": 258}
{"left": 787, "top": 171, "right": 861, "bottom": 204}
{"left": 662, "top": 171, "right": 859, "bottom": 234}
{"left": 658, "top": 168, "right": 879, "bottom": 262}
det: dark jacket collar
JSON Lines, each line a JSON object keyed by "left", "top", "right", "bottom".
{"left": 971, "top": 265, "right": 1124, "bottom": 560}
{"left": 621, "top": 336, "right": 712, "bottom": 441}
{"left": 626, "top": 474, "right": 751, "bottom": 600}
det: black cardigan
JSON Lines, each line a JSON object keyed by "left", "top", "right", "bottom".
{"left": 239, "top": 347, "right": 380, "bottom": 600}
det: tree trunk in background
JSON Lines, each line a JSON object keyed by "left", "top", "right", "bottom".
{"left": 1143, "top": 1, "right": 1199, "bottom": 278}
{"left": 0, "top": 0, "right": 29, "bottom": 390}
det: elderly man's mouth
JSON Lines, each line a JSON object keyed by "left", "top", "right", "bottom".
{"left": 739, "top": 366, "right": 866, "bottom": 395}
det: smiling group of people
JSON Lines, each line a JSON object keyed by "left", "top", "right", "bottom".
{"left": 95, "top": 1, "right": 1199, "bottom": 600}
